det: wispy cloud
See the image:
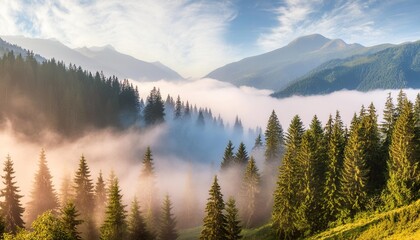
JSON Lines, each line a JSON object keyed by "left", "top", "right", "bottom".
{"left": 257, "top": 0, "right": 396, "bottom": 51}
{"left": 0, "top": 0, "right": 239, "bottom": 77}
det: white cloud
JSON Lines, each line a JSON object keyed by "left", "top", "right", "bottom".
{"left": 257, "top": 0, "right": 387, "bottom": 51}
{"left": 0, "top": 0, "right": 239, "bottom": 77}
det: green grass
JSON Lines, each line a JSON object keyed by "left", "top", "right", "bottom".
{"left": 179, "top": 200, "right": 420, "bottom": 239}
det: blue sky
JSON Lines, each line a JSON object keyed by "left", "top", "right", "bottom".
{"left": 1, "top": 0, "right": 420, "bottom": 77}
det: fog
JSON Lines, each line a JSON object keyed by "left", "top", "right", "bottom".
{"left": 0, "top": 79, "right": 418, "bottom": 230}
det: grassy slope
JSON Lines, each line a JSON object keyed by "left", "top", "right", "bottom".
{"left": 179, "top": 199, "right": 420, "bottom": 239}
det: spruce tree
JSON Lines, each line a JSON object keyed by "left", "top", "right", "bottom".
{"left": 73, "top": 155, "right": 95, "bottom": 239}
{"left": 324, "top": 111, "right": 345, "bottom": 222}
{"left": 158, "top": 195, "right": 178, "bottom": 240}
{"left": 253, "top": 134, "right": 263, "bottom": 150}
{"left": 127, "top": 198, "right": 152, "bottom": 240}
{"left": 233, "top": 116, "right": 243, "bottom": 136}
{"left": 340, "top": 113, "right": 369, "bottom": 217}
{"left": 272, "top": 115, "right": 304, "bottom": 239}
{"left": 140, "top": 147, "right": 158, "bottom": 234}
{"left": 396, "top": 89, "right": 407, "bottom": 117}
{"left": 264, "top": 110, "right": 284, "bottom": 162}
{"left": 174, "top": 95, "right": 182, "bottom": 119}
{"left": 61, "top": 201, "right": 83, "bottom": 240}
{"left": 235, "top": 142, "right": 249, "bottom": 165}
{"left": 0, "top": 155, "right": 25, "bottom": 233}
{"left": 200, "top": 176, "right": 227, "bottom": 240}
{"left": 94, "top": 171, "right": 107, "bottom": 225}
{"left": 225, "top": 197, "right": 242, "bottom": 240}
{"left": 144, "top": 87, "right": 165, "bottom": 125}
{"left": 240, "top": 156, "right": 260, "bottom": 228}
{"left": 26, "top": 149, "right": 59, "bottom": 225}
{"left": 60, "top": 173, "right": 73, "bottom": 206}
{"left": 100, "top": 177, "right": 127, "bottom": 240}
{"left": 385, "top": 99, "right": 420, "bottom": 208}
{"left": 221, "top": 141, "right": 235, "bottom": 170}
{"left": 197, "top": 110, "right": 205, "bottom": 127}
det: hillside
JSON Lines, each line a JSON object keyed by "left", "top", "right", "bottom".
{"left": 272, "top": 40, "right": 420, "bottom": 98}
{"left": 0, "top": 38, "right": 44, "bottom": 62}
{"left": 1, "top": 36, "right": 183, "bottom": 81}
{"left": 205, "top": 34, "right": 391, "bottom": 90}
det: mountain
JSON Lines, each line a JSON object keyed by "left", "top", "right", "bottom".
{"left": 272, "top": 41, "right": 420, "bottom": 98}
{"left": 205, "top": 34, "right": 391, "bottom": 90}
{"left": 0, "top": 35, "right": 183, "bottom": 81}
{"left": 0, "top": 37, "right": 45, "bottom": 62}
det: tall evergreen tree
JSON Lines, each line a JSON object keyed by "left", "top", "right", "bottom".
{"left": 100, "top": 177, "right": 127, "bottom": 240}
{"left": 253, "top": 134, "right": 263, "bottom": 150}
{"left": 235, "top": 142, "right": 249, "bottom": 165}
{"left": 144, "top": 87, "right": 165, "bottom": 125}
{"left": 240, "top": 157, "right": 260, "bottom": 228}
{"left": 174, "top": 95, "right": 182, "bottom": 119}
{"left": 264, "top": 110, "right": 284, "bottom": 163}
{"left": 233, "top": 116, "right": 244, "bottom": 136}
{"left": 221, "top": 141, "right": 235, "bottom": 170}
{"left": 61, "top": 202, "right": 83, "bottom": 240}
{"left": 340, "top": 113, "right": 369, "bottom": 217}
{"left": 0, "top": 155, "right": 24, "bottom": 233}
{"left": 225, "top": 197, "right": 242, "bottom": 240}
{"left": 323, "top": 111, "right": 345, "bottom": 222}
{"left": 197, "top": 110, "right": 205, "bottom": 127}
{"left": 396, "top": 89, "right": 407, "bottom": 117}
{"left": 200, "top": 176, "right": 227, "bottom": 240}
{"left": 272, "top": 115, "right": 304, "bottom": 239}
{"left": 127, "top": 198, "right": 152, "bottom": 240}
{"left": 73, "top": 155, "right": 95, "bottom": 239}
{"left": 385, "top": 99, "right": 420, "bottom": 208}
{"left": 94, "top": 171, "right": 107, "bottom": 225}
{"left": 26, "top": 149, "right": 59, "bottom": 225}
{"left": 158, "top": 195, "right": 178, "bottom": 240}
{"left": 140, "top": 147, "right": 158, "bottom": 234}
{"left": 60, "top": 173, "right": 73, "bottom": 206}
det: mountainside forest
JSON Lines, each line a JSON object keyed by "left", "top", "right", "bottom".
{"left": 273, "top": 41, "right": 420, "bottom": 98}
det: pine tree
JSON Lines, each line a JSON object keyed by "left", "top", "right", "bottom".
{"left": 264, "top": 110, "right": 284, "bottom": 163}
{"left": 200, "top": 176, "right": 227, "bottom": 240}
{"left": 26, "top": 149, "right": 59, "bottom": 225}
{"left": 0, "top": 155, "right": 25, "bottom": 233}
{"left": 324, "top": 111, "right": 345, "bottom": 222}
{"left": 140, "top": 147, "right": 158, "bottom": 234}
{"left": 225, "top": 197, "right": 242, "bottom": 240}
{"left": 127, "top": 198, "right": 152, "bottom": 240}
{"left": 73, "top": 155, "right": 95, "bottom": 239}
{"left": 233, "top": 116, "right": 243, "bottom": 136}
{"left": 144, "top": 87, "right": 165, "bottom": 125}
{"left": 396, "top": 89, "right": 407, "bottom": 117}
{"left": 197, "top": 110, "right": 205, "bottom": 127}
{"left": 385, "top": 99, "right": 419, "bottom": 208}
{"left": 272, "top": 115, "right": 304, "bottom": 239}
{"left": 184, "top": 101, "right": 191, "bottom": 119}
{"left": 60, "top": 173, "right": 73, "bottom": 206}
{"left": 61, "top": 202, "right": 83, "bottom": 240}
{"left": 158, "top": 195, "right": 178, "bottom": 240}
{"left": 235, "top": 142, "right": 249, "bottom": 165}
{"left": 253, "top": 134, "right": 263, "bottom": 150}
{"left": 94, "top": 171, "right": 107, "bottom": 225}
{"left": 100, "top": 177, "right": 127, "bottom": 240}
{"left": 340, "top": 113, "right": 369, "bottom": 217}
{"left": 174, "top": 95, "right": 182, "bottom": 119}
{"left": 221, "top": 141, "right": 235, "bottom": 170}
{"left": 240, "top": 157, "right": 260, "bottom": 228}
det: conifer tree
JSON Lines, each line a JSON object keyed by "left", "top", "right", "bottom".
{"left": 197, "top": 110, "right": 205, "bottom": 127}
{"left": 415, "top": 93, "right": 420, "bottom": 129}
{"left": 61, "top": 202, "right": 83, "bottom": 240}
{"left": 184, "top": 101, "right": 191, "bottom": 119}
{"left": 140, "top": 147, "right": 158, "bottom": 234}
{"left": 272, "top": 115, "right": 304, "bottom": 239}
{"left": 60, "top": 173, "right": 73, "bottom": 206}
{"left": 158, "top": 195, "right": 178, "bottom": 240}
{"left": 0, "top": 155, "right": 24, "bottom": 233}
{"left": 174, "top": 95, "right": 182, "bottom": 119}
{"left": 94, "top": 171, "right": 107, "bottom": 225}
{"left": 240, "top": 157, "right": 260, "bottom": 228}
{"left": 253, "top": 134, "right": 263, "bottom": 150}
{"left": 340, "top": 114, "right": 369, "bottom": 217}
{"left": 100, "top": 177, "right": 127, "bottom": 240}
{"left": 233, "top": 116, "right": 244, "bottom": 136}
{"left": 324, "top": 111, "right": 345, "bottom": 222}
{"left": 235, "top": 142, "right": 249, "bottom": 165}
{"left": 225, "top": 197, "right": 242, "bottom": 240}
{"left": 221, "top": 141, "right": 235, "bottom": 170}
{"left": 396, "top": 89, "right": 407, "bottom": 117}
{"left": 26, "top": 149, "right": 59, "bottom": 225}
{"left": 127, "top": 198, "right": 152, "bottom": 240}
{"left": 200, "top": 176, "right": 227, "bottom": 240}
{"left": 73, "top": 155, "right": 95, "bottom": 239}
{"left": 385, "top": 99, "right": 419, "bottom": 208}
{"left": 144, "top": 87, "right": 165, "bottom": 125}
{"left": 264, "top": 110, "right": 284, "bottom": 163}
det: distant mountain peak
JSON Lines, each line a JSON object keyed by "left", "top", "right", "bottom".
{"left": 286, "top": 34, "right": 331, "bottom": 52}
{"left": 320, "top": 39, "right": 348, "bottom": 50}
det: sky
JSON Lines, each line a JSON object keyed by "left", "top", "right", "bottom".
{"left": 1, "top": 0, "right": 420, "bottom": 77}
